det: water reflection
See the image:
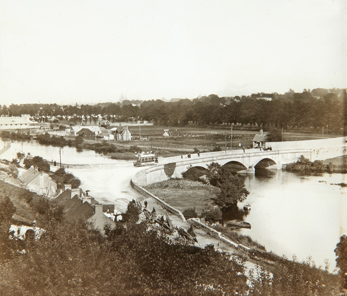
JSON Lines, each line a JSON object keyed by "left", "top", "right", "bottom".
{"left": 222, "top": 206, "right": 249, "bottom": 223}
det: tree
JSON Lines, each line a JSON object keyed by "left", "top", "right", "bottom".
{"left": 266, "top": 127, "right": 282, "bottom": 142}
{"left": 214, "top": 169, "right": 249, "bottom": 209}
{"left": 207, "top": 163, "right": 249, "bottom": 210}
{"left": 23, "top": 156, "right": 50, "bottom": 172}
{"left": 335, "top": 235, "right": 347, "bottom": 290}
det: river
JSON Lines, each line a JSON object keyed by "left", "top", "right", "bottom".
{"left": 1, "top": 139, "right": 346, "bottom": 271}
{"left": 239, "top": 169, "right": 347, "bottom": 272}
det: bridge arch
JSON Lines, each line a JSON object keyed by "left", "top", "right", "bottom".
{"left": 254, "top": 157, "right": 278, "bottom": 169}
{"left": 222, "top": 160, "right": 248, "bottom": 172}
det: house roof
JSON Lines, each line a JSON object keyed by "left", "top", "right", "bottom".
{"left": 55, "top": 191, "right": 95, "bottom": 223}
{"left": 77, "top": 128, "right": 95, "bottom": 135}
{"left": 87, "top": 205, "right": 116, "bottom": 233}
{"left": 72, "top": 125, "right": 101, "bottom": 134}
{"left": 18, "top": 167, "right": 41, "bottom": 186}
{"left": 120, "top": 126, "right": 131, "bottom": 134}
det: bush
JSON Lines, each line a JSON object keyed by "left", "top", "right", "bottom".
{"left": 183, "top": 208, "right": 198, "bottom": 220}
{"left": 23, "top": 156, "right": 50, "bottom": 172}
{"left": 182, "top": 167, "right": 207, "bottom": 182}
{"left": 129, "top": 145, "right": 142, "bottom": 153}
{"left": 201, "top": 207, "right": 223, "bottom": 223}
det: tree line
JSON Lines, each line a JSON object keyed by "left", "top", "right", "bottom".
{"left": 1, "top": 88, "right": 344, "bottom": 132}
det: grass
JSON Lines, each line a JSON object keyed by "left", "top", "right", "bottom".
{"left": 144, "top": 179, "right": 219, "bottom": 216}
{"left": 0, "top": 180, "right": 38, "bottom": 224}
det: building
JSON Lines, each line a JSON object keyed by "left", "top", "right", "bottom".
{"left": 87, "top": 205, "right": 116, "bottom": 233}
{"left": 71, "top": 125, "right": 102, "bottom": 137}
{"left": 117, "top": 126, "right": 132, "bottom": 141}
{"left": 55, "top": 188, "right": 116, "bottom": 234}
{"left": 18, "top": 167, "right": 57, "bottom": 198}
{"left": 76, "top": 128, "right": 95, "bottom": 139}
{"left": 163, "top": 129, "right": 170, "bottom": 137}
{"left": 0, "top": 115, "right": 39, "bottom": 130}
{"left": 252, "top": 129, "right": 268, "bottom": 148}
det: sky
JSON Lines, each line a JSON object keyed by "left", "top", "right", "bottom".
{"left": 0, "top": 0, "right": 346, "bottom": 105}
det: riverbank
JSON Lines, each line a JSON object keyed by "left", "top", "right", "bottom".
{"left": 140, "top": 176, "right": 340, "bottom": 292}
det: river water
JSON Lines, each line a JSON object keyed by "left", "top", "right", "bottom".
{"left": 1, "top": 139, "right": 346, "bottom": 271}
{"left": 239, "top": 169, "right": 347, "bottom": 272}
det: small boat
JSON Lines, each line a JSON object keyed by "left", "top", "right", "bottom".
{"left": 243, "top": 204, "right": 251, "bottom": 212}
{"left": 226, "top": 220, "right": 251, "bottom": 229}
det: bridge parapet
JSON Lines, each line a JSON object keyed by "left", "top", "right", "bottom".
{"left": 134, "top": 137, "right": 346, "bottom": 186}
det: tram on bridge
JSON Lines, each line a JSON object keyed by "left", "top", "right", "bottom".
{"left": 133, "top": 152, "right": 158, "bottom": 167}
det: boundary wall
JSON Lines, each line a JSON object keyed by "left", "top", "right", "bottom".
{"left": 130, "top": 179, "right": 186, "bottom": 221}
{"left": 188, "top": 218, "right": 250, "bottom": 252}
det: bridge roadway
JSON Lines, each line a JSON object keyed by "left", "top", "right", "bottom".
{"left": 133, "top": 137, "right": 347, "bottom": 186}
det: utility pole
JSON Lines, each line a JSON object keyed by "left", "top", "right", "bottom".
{"left": 230, "top": 123, "right": 233, "bottom": 150}
{"left": 224, "top": 130, "right": 227, "bottom": 153}
{"left": 59, "top": 147, "right": 62, "bottom": 168}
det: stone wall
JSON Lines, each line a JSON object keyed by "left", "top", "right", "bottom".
{"left": 130, "top": 179, "right": 186, "bottom": 221}
{"left": 188, "top": 218, "right": 250, "bottom": 252}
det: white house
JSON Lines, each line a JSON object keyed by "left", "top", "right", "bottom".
{"left": 117, "top": 126, "right": 132, "bottom": 141}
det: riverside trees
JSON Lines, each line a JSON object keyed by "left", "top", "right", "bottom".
{"left": 207, "top": 162, "right": 249, "bottom": 210}
{"left": 1, "top": 88, "right": 344, "bottom": 132}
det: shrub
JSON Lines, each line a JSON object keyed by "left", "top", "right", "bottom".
{"left": 201, "top": 207, "right": 223, "bottom": 223}
{"left": 183, "top": 208, "right": 198, "bottom": 220}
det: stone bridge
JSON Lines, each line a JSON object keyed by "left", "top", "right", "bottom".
{"left": 133, "top": 137, "right": 347, "bottom": 186}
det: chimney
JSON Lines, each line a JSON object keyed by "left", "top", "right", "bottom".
{"left": 64, "top": 184, "right": 72, "bottom": 191}
{"left": 94, "top": 204, "right": 103, "bottom": 215}
{"left": 83, "top": 197, "right": 92, "bottom": 204}
{"left": 71, "top": 188, "right": 81, "bottom": 198}
{"left": 260, "top": 129, "right": 263, "bottom": 135}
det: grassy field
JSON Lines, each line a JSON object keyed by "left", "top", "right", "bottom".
{"left": 104, "top": 125, "right": 341, "bottom": 156}
{"left": 144, "top": 179, "right": 220, "bottom": 216}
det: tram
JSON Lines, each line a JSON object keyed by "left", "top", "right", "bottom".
{"left": 133, "top": 152, "right": 158, "bottom": 167}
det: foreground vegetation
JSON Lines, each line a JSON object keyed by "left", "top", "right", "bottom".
{"left": 0, "top": 179, "right": 342, "bottom": 294}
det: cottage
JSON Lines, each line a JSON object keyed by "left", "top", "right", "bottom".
{"left": 87, "top": 205, "right": 116, "bottom": 234}
{"left": 72, "top": 125, "right": 102, "bottom": 137}
{"left": 18, "top": 167, "right": 57, "bottom": 198}
{"left": 252, "top": 129, "right": 268, "bottom": 148}
{"left": 76, "top": 128, "right": 95, "bottom": 139}
{"left": 117, "top": 126, "right": 132, "bottom": 141}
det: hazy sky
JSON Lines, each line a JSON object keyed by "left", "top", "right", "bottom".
{"left": 0, "top": 0, "right": 346, "bottom": 105}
